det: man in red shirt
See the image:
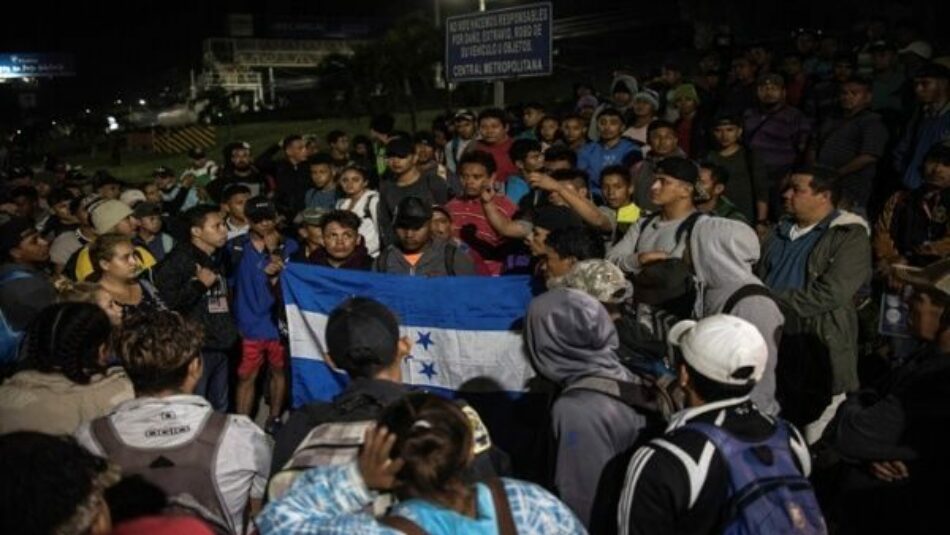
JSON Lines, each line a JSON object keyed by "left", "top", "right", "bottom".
{"left": 445, "top": 151, "right": 517, "bottom": 275}
{"left": 472, "top": 108, "right": 518, "bottom": 187}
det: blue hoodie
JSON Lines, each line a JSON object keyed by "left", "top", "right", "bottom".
{"left": 578, "top": 137, "right": 640, "bottom": 197}
{"left": 228, "top": 234, "right": 299, "bottom": 340}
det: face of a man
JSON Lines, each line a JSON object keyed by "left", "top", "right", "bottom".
{"left": 757, "top": 82, "right": 785, "bottom": 106}
{"left": 459, "top": 161, "right": 493, "bottom": 198}
{"left": 833, "top": 62, "right": 854, "bottom": 83}
{"left": 541, "top": 245, "right": 574, "bottom": 282}
{"left": 52, "top": 200, "right": 73, "bottom": 221}
{"left": 455, "top": 119, "right": 476, "bottom": 139}
{"left": 249, "top": 217, "right": 276, "bottom": 238}
{"left": 612, "top": 90, "right": 632, "bottom": 108}
{"left": 478, "top": 117, "right": 508, "bottom": 145}
{"left": 430, "top": 211, "right": 452, "bottom": 240}
{"left": 598, "top": 115, "right": 624, "bottom": 142}
{"left": 226, "top": 193, "right": 250, "bottom": 220}
{"left": 539, "top": 118, "right": 559, "bottom": 142}
{"left": 395, "top": 224, "right": 431, "bottom": 253}
{"left": 923, "top": 158, "right": 950, "bottom": 188}
{"left": 309, "top": 164, "right": 334, "bottom": 189}
{"left": 387, "top": 153, "right": 417, "bottom": 175}
{"left": 520, "top": 150, "right": 545, "bottom": 173}
{"left": 140, "top": 215, "right": 162, "bottom": 234}
{"left": 323, "top": 221, "right": 359, "bottom": 261}
{"left": 914, "top": 77, "right": 948, "bottom": 105}
{"left": 839, "top": 82, "right": 872, "bottom": 113}
{"left": 732, "top": 59, "right": 755, "bottom": 83}
{"left": 562, "top": 118, "right": 587, "bottom": 143}
{"left": 632, "top": 99, "right": 656, "bottom": 118}
{"left": 782, "top": 174, "right": 828, "bottom": 222}
{"left": 415, "top": 143, "right": 435, "bottom": 165}
{"left": 99, "top": 184, "right": 121, "bottom": 200}
{"left": 13, "top": 195, "right": 37, "bottom": 219}
{"left": 523, "top": 108, "right": 544, "bottom": 129}
{"left": 526, "top": 226, "right": 550, "bottom": 257}
{"left": 697, "top": 168, "right": 724, "bottom": 202}
{"left": 648, "top": 127, "right": 678, "bottom": 156}
{"left": 144, "top": 183, "right": 162, "bottom": 204}
{"left": 231, "top": 148, "right": 252, "bottom": 170}
{"left": 12, "top": 232, "right": 49, "bottom": 264}
{"left": 602, "top": 174, "right": 632, "bottom": 209}
{"left": 650, "top": 173, "right": 691, "bottom": 207}
{"left": 112, "top": 215, "right": 139, "bottom": 236}
{"left": 285, "top": 139, "right": 308, "bottom": 164}
{"left": 713, "top": 124, "right": 742, "bottom": 148}
{"left": 332, "top": 136, "right": 350, "bottom": 154}
{"left": 194, "top": 211, "right": 228, "bottom": 249}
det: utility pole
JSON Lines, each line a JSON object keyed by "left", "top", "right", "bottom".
{"left": 479, "top": 0, "right": 505, "bottom": 108}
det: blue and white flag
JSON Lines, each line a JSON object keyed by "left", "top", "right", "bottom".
{"left": 281, "top": 263, "right": 537, "bottom": 407}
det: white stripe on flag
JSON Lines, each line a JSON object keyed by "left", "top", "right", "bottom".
{"left": 286, "top": 304, "right": 536, "bottom": 392}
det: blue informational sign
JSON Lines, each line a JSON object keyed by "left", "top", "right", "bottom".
{"left": 0, "top": 54, "right": 76, "bottom": 79}
{"left": 445, "top": 3, "right": 552, "bottom": 83}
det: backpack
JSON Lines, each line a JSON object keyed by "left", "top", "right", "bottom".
{"left": 379, "top": 478, "right": 517, "bottom": 535}
{"left": 631, "top": 211, "right": 705, "bottom": 310}
{"left": 679, "top": 420, "right": 826, "bottom": 535}
{"left": 0, "top": 269, "right": 34, "bottom": 365}
{"left": 723, "top": 284, "right": 774, "bottom": 314}
{"left": 90, "top": 412, "right": 234, "bottom": 534}
{"left": 561, "top": 375, "right": 680, "bottom": 420}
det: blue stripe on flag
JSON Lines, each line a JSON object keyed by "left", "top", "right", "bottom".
{"left": 281, "top": 263, "right": 533, "bottom": 332}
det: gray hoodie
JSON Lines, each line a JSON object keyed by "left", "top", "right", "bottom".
{"left": 588, "top": 74, "right": 640, "bottom": 141}
{"left": 526, "top": 288, "right": 648, "bottom": 528}
{"left": 689, "top": 217, "right": 784, "bottom": 415}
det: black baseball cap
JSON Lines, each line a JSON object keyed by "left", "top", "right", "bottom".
{"left": 385, "top": 137, "right": 415, "bottom": 159}
{"left": 393, "top": 196, "right": 433, "bottom": 229}
{"left": 656, "top": 157, "right": 700, "bottom": 185}
{"left": 93, "top": 171, "right": 122, "bottom": 188}
{"left": 132, "top": 201, "right": 162, "bottom": 218}
{"left": 533, "top": 205, "right": 584, "bottom": 232}
{"left": 244, "top": 196, "right": 277, "bottom": 222}
{"left": 325, "top": 297, "right": 400, "bottom": 374}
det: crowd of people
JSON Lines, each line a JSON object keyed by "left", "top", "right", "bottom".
{"left": 1, "top": 19, "right": 949, "bottom": 535}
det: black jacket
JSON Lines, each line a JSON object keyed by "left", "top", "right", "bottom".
{"left": 153, "top": 242, "right": 238, "bottom": 351}
{"left": 257, "top": 146, "right": 311, "bottom": 218}
{"left": 618, "top": 397, "right": 811, "bottom": 535}
{"left": 271, "top": 378, "right": 510, "bottom": 478}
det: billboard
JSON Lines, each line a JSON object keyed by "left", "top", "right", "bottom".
{"left": 445, "top": 3, "right": 552, "bottom": 83}
{"left": 0, "top": 54, "right": 76, "bottom": 79}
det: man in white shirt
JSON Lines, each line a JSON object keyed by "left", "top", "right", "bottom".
{"left": 76, "top": 311, "right": 271, "bottom": 534}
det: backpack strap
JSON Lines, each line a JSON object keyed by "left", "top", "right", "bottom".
{"left": 444, "top": 242, "right": 457, "bottom": 276}
{"left": 486, "top": 478, "right": 518, "bottom": 535}
{"left": 722, "top": 284, "right": 773, "bottom": 314}
{"left": 379, "top": 515, "right": 428, "bottom": 535}
{"left": 632, "top": 212, "right": 660, "bottom": 252}
{"left": 562, "top": 375, "right": 676, "bottom": 418}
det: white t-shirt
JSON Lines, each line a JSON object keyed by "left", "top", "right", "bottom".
{"left": 75, "top": 395, "right": 272, "bottom": 534}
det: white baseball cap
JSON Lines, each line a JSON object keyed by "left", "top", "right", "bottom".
{"left": 119, "top": 188, "right": 146, "bottom": 207}
{"left": 898, "top": 41, "right": 933, "bottom": 60}
{"left": 668, "top": 314, "right": 767, "bottom": 386}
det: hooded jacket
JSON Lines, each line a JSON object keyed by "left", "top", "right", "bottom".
{"left": 758, "top": 211, "right": 871, "bottom": 394}
{"left": 689, "top": 218, "right": 784, "bottom": 415}
{"left": 526, "top": 287, "right": 649, "bottom": 529}
{"left": 373, "top": 238, "right": 476, "bottom": 277}
{"left": 589, "top": 74, "right": 639, "bottom": 140}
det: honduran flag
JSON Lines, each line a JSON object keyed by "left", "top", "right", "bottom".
{"left": 281, "top": 263, "right": 538, "bottom": 407}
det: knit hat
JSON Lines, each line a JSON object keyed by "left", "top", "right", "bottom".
{"left": 633, "top": 89, "right": 660, "bottom": 110}
{"left": 90, "top": 200, "right": 133, "bottom": 234}
{"left": 325, "top": 297, "right": 400, "bottom": 373}
{"left": 668, "top": 314, "right": 768, "bottom": 386}
{"left": 671, "top": 83, "right": 701, "bottom": 105}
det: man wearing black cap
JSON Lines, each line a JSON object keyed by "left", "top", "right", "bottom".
{"left": 607, "top": 157, "right": 701, "bottom": 274}
{"left": 894, "top": 63, "right": 950, "bottom": 190}
{"left": 743, "top": 73, "right": 812, "bottom": 213}
{"left": 0, "top": 217, "right": 55, "bottom": 362}
{"left": 132, "top": 202, "right": 175, "bottom": 263}
{"left": 375, "top": 196, "right": 474, "bottom": 276}
{"left": 269, "top": 297, "right": 506, "bottom": 487}
{"left": 377, "top": 138, "right": 449, "bottom": 248}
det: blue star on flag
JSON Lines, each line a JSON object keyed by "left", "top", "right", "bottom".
{"left": 419, "top": 361, "right": 437, "bottom": 380}
{"left": 416, "top": 331, "right": 434, "bottom": 351}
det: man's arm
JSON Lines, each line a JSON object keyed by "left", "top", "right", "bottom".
{"left": 606, "top": 221, "right": 643, "bottom": 273}
{"left": 479, "top": 189, "right": 529, "bottom": 239}
{"left": 527, "top": 172, "right": 612, "bottom": 231}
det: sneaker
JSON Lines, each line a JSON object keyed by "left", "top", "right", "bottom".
{"left": 265, "top": 416, "right": 283, "bottom": 436}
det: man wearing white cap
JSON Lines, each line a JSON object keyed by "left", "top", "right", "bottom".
{"left": 617, "top": 315, "right": 824, "bottom": 535}
{"left": 69, "top": 199, "right": 157, "bottom": 282}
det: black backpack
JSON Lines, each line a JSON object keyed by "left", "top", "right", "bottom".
{"left": 376, "top": 241, "right": 457, "bottom": 276}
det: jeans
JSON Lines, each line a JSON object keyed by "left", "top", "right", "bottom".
{"left": 196, "top": 350, "right": 229, "bottom": 412}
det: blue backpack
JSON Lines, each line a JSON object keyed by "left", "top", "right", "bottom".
{"left": 0, "top": 269, "right": 35, "bottom": 365}
{"left": 684, "top": 420, "right": 827, "bottom": 535}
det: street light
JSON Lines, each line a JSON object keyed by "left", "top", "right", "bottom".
{"left": 138, "top": 99, "right": 147, "bottom": 106}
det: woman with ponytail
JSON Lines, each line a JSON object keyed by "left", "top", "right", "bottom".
{"left": 88, "top": 233, "right": 166, "bottom": 322}
{"left": 258, "top": 392, "right": 585, "bottom": 534}
{"left": 0, "top": 302, "right": 133, "bottom": 434}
